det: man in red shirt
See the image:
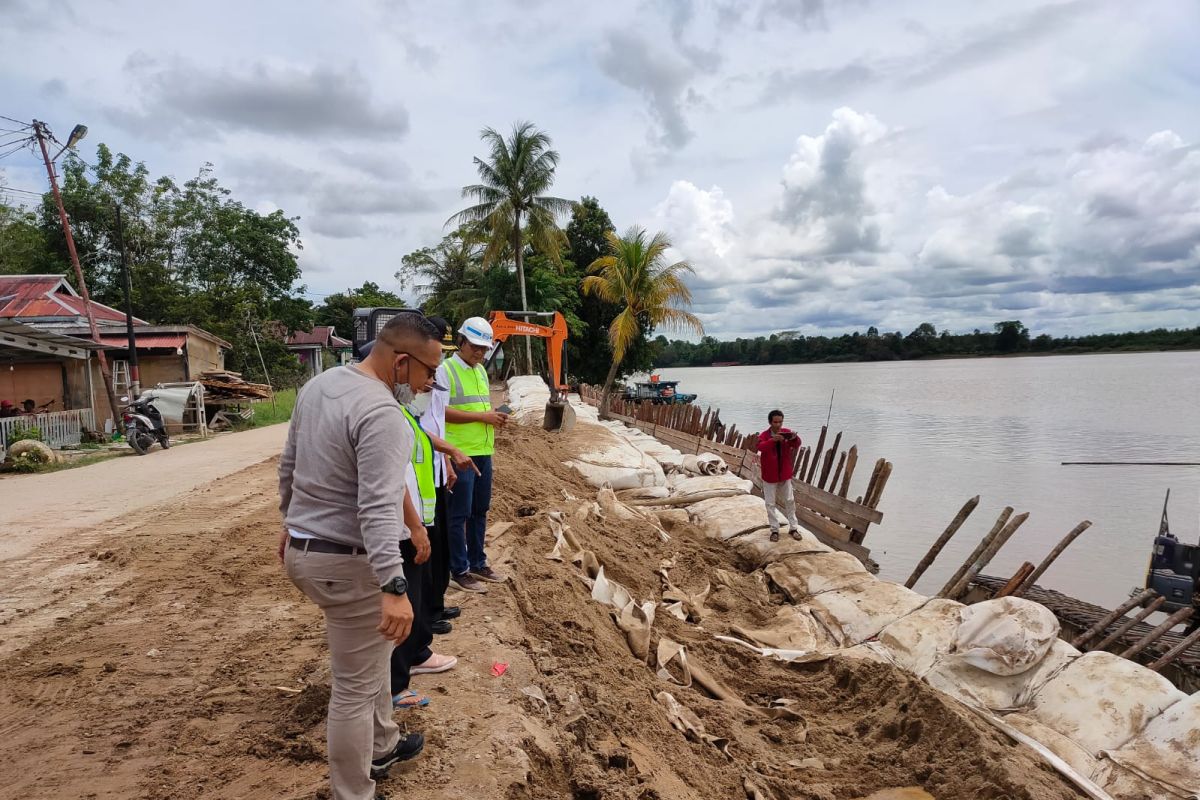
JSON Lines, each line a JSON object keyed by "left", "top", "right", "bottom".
{"left": 756, "top": 409, "right": 802, "bottom": 542}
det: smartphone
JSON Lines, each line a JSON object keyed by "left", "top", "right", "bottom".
{"left": 497, "top": 404, "right": 513, "bottom": 414}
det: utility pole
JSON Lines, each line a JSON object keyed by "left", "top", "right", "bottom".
{"left": 115, "top": 203, "right": 140, "bottom": 398}
{"left": 33, "top": 120, "right": 121, "bottom": 425}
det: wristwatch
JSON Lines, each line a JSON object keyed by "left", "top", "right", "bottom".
{"left": 381, "top": 576, "right": 408, "bottom": 596}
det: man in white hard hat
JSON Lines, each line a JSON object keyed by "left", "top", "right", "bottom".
{"left": 439, "top": 316, "right": 509, "bottom": 594}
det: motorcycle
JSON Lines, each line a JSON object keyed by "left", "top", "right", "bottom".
{"left": 121, "top": 394, "right": 170, "bottom": 455}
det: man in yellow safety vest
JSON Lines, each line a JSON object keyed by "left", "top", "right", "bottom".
{"left": 440, "top": 316, "right": 509, "bottom": 594}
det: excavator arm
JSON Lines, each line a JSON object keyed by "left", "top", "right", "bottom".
{"left": 488, "top": 311, "right": 569, "bottom": 391}
{"left": 487, "top": 310, "right": 574, "bottom": 432}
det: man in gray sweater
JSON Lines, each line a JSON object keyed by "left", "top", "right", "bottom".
{"left": 278, "top": 311, "right": 442, "bottom": 800}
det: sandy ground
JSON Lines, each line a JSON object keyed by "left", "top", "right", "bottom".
{"left": 0, "top": 413, "right": 1086, "bottom": 800}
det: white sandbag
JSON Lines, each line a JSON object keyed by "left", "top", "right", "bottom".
{"left": 1105, "top": 690, "right": 1200, "bottom": 797}
{"left": 1027, "top": 650, "right": 1186, "bottom": 757}
{"left": 670, "top": 473, "right": 753, "bottom": 498}
{"left": 954, "top": 597, "right": 1061, "bottom": 676}
{"left": 728, "top": 605, "right": 841, "bottom": 653}
{"left": 563, "top": 423, "right": 667, "bottom": 489}
{"left": 728, "top": 527, "right": 833, "bottom": 566}
{"left": 688, "top": 494, "right": 771, "bottom": 540}
{"left": 803, "top": 581, "right": 929, "bottom": 645}
{"left": 765, "top": 552, "right": 873, "bottom": 601}
{"left": 681, "top": 452, "right": 727, "bottom": 475}
{"left": 873, "top": 598, "right": 964, "bottom": 678}
{"left": 1002, "top": 713, "right": 1105, "bottom": 781}
{"left": 924, "top": 638, "right": 1079, "bottom": 712}
{"left": 1097, "top": 760, "right": 1194, "bottom": 800}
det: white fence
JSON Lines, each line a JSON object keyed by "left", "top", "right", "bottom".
{"left": 0, "top": 409, "right": 96, "bottom": 451}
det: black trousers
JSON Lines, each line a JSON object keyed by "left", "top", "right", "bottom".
{"left": 428, "top": 485, "right": 451, "bottom": 615}
{"left": 389, "top": 538, "right": 432, "bottom": 696}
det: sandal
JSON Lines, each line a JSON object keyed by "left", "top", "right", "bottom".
{"left": 392, "top": 689, "right": 430, "bottom": 709}
{"left": 769, "top": 531, "right": 780, "bottom": 542}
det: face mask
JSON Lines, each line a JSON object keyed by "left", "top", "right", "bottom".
{"left": 408, "top": 391, "right": 432, "bottom": 416}
{"left": 392, "top": 359, "right": 414, "bottom": 405}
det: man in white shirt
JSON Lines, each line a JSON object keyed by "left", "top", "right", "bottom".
{"left": 420, "top": 317, "right": 458, "bottom": 627}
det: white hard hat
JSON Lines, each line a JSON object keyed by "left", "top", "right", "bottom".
{"left": 458, "top": 316, "right": 494, "bottom": 348}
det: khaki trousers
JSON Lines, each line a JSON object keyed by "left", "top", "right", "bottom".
{"left": 762, "top": 479, "right": 799, "bottom": 532}
{"left": 286, "top": 545, "right": 400, "bottom": 800}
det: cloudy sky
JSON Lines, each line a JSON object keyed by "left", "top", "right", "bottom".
{"left": 2, "top": 0, "right": 1198, "bottom": 339}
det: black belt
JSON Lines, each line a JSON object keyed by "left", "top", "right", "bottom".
{"left": 289, "top": 536, "right": 364, "bottom": 556}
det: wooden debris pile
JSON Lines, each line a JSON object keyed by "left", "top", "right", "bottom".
{"left": 199, "top": 370, "right": 272, "bottom": 401}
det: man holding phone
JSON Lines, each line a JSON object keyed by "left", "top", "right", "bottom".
{"left": 441, "top": 316, "right": 510, "bottom": 593}
{"left": 757, "top": 409, "right": 802, "bottom": 542}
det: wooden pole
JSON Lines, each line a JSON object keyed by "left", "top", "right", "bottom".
{"left": 862, "top": 458, "right": 884, "bottom": 504}
{"left": 1147, "top": 626, "right": 1200, "bottom": 672}
{"left": 946, "top": 511, "right": 1030, "bottom": 601}
{"left": 827, "top": 450, "right": 847, "bottom": 492}
{"left": 806, "top": 426, "right": 828, "bottom": 483}
{"left": 1014, "top": 520, "right": 1093, "bottom": 596}
{"left": 1120, "top": 608, "right": 1194, "bottom": 660}
{"left": 905, "top": 496, "right": 980, "bottom": 589}
{"left": 838, "top": 445, "right": 858, "bottom": 498}
{"left": 866, "top": 461, "right": 892, "bottom": 509}
{"left": 1089, "top": 596, "right": 1167, "bottom": 652}
{"left": 819, "top": 432, "right": 842, "bottom": 488}
{"left": 1071, "top": 589, "right": 1158, "bottom": 648}
{"left": 938, "top": 507, "right": 1014, "bottom": 598}
{"left": 995, "top": 562, "right": 1035, "bottom": 598}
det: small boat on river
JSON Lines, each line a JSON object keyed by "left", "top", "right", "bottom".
{"left": 622, "top": 376, "right": 697, "bottom": 405}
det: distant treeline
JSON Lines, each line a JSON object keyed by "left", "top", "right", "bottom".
{"left": 652, "top": 321, "right": 1200, "bottom": 368}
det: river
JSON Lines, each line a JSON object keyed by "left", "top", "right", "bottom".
{"left": 655, "top": 351, "right": 1200, "bottom": 610}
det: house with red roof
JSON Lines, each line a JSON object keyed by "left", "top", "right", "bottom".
{"left": 0, "top": 275, "right": 231, "bottom": 429}
{"left": 286, "top": 325, "right": 352, "bottom": 381}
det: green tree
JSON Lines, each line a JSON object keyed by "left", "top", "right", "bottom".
{"left": 398, "top": 225, "right": 486, "bottom": 322}
{"left": 0, "top": 189, "right": 56, "bottom": 275}
{"left": 994, "top": 320, "right": 1029, "bottom": 353}
{"left": 565, "top": 196, "right": 652, "bottom": 384}
{"left": 582, "top": 227, "right": 704, "bottom": 417}
{"left": 449, "top": 121, "right": 574, "bottom": 367}
{"left": 314, "top": 281, "right": 406, "bottom": 341}
{"left": 38, "top": 146, "right": 313, "bottom": 386}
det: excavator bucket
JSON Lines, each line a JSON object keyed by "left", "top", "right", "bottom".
{"left": 543, "top": 396, "right": 576, "bottom": 433}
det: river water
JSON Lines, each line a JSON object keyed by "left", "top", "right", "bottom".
{"left": 655, "top": 352, "right": 1200, "bottom": 610}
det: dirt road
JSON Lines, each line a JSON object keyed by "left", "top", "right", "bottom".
{"left": 0, "top": 420, "right": 1085, "bottom": 800}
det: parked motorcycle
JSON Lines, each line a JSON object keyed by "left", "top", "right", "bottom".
{"left": 121, "top": 394, "right": 170, "bottom": 455}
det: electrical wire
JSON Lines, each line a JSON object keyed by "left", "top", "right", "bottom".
{"left": 0, "top": 114, "right": 32, "bottom": 128}
{"left": 0, "top": 138, "right": 36, "bottom": 161}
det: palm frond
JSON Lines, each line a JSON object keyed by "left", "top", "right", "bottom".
{"left": 608, "top": 307, "right": 642, "bottom": 359}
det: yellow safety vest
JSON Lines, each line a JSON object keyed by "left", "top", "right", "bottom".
{"left": 399, "top": 406, "right": 437, "bottom": 526}
{"left": 443, "top": 356, "right": 493, "bottom": 456}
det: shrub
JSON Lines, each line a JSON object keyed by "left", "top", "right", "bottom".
{"left": 7, "top": 449, "right": 49, "bottom": 473}
{"left": 7, "top": 424, "right": 42, "bottom": 444}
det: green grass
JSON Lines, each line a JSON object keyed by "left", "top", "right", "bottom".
{"left": 249, "top": 388, "right": 297, "bottom": 427}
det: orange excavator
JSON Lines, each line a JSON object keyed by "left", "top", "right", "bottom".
{"left": 488, "top": 310, "right": 576, "bottom": 432}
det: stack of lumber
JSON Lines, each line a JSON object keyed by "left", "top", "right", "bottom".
{"left": 199, "top": 370, "right": 272, "bottom": 400}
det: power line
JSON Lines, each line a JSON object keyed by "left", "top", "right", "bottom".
{"left": 0, "top": 114, "right": 31, "bottom": 128}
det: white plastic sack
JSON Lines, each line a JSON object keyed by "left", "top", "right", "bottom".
{"left": 142, "top": 385, "right": 200, "bottom": 424}
{"left": 563, "top": 423, "right": 667, "bottom": 489}
{"left": 1105, "top": 690, "right": 1200, "bottom": 797}
{"left": 728, "top": 526, "right": 832, "bottom": 567}
{"left": 681, "top": 452, "right": 727, "bottom": 475}
{"left": 924, "top": 638, "right": 1079, "bottom": 712}
{"left": 1028, "top": 650, "right": 1186, "bottom": 756}
{"left": 765, "top": 552, "right": 873, "bottom": 601}
{"left": 668, "top": 473, "right": 752, "bottom": 497}
{"left": 1002, "top": 713, "right": 1105, "bottom": 781}
{"left": 803, "top": 581, "right": 929, "bottom": 646}
{"left": 727, "top": 605, "right": 841, "bottom": 653}
{"left": 688, "top": 494, "right": 771, "bottom": 540}
{"left": 955, "top": 597, "right": 1060, "bottom": 676}
{"left": 873, "top": 598, "right": 964, "bottom": 678}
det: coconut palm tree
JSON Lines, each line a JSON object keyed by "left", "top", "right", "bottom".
{"left": 449, "top": 122, "right": 573, "bottom": 368}
{"left": 583, "top": 226, "right": 704, "bottom": 418}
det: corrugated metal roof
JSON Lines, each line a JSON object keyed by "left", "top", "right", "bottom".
{"left": 0, "top": 275, "right": 145, "bottom": 325}
{"left": 0, "top": 318, "right": 109, "bottom": 360}
{"left": 94, "top": 332, "right": 187, "bottom": 349}
{"left": 288, "top": 326, "right": 352, "bottom": 348}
